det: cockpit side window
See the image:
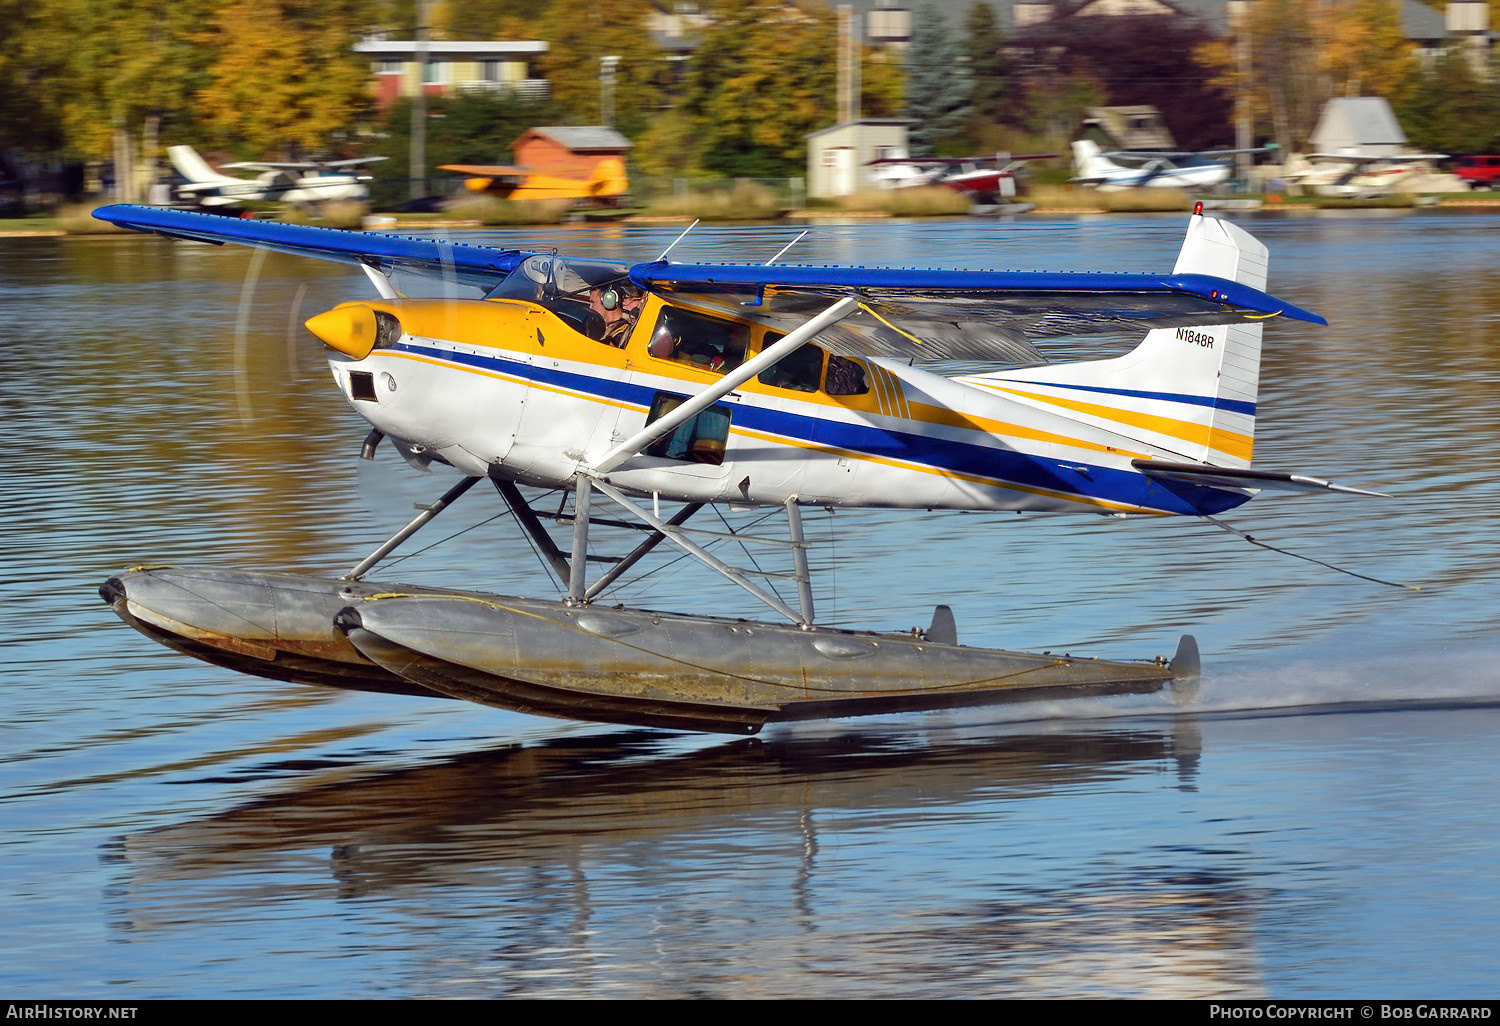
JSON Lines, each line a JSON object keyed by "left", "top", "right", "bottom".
{"left": 646, "top": 307, "right": 749, "bottom": 374}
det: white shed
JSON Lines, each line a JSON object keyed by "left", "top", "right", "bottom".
{"left": 806, "top": 119, "right": 913, "bottom": 199}
{"left": 1310, "top": 98, "right": 1408, "bottom": 158}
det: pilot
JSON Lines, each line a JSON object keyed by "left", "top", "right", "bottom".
{"left": 588, "top": 285, "right": 644, "bottom": 347}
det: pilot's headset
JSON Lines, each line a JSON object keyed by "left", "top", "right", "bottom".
{"left": 599, "top": 286, "right": 620, "bottom": 311}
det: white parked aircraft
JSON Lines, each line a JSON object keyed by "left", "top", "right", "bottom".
{"left": 1282, "top": 152, "right": 1447, "bottom": 199}
{"left": 1071, "top": 140, "right": 1245, "bottom": 191}
{"left": 167, "top": 145, "right": 385, "bottom": 209}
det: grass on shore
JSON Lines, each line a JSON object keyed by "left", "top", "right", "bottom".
{"left": 642, "top": 181, "right": 785, "bottom": 221}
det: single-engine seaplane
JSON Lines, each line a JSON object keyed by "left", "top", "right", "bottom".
{"left": 167, "top": 145, "right": 387, "bottom": 210}
{"left": 1070, "top": 140, "right": 1275, "bottom": 191}
{"left": 93, "top": 202, "right": 1379, "bottom": 735}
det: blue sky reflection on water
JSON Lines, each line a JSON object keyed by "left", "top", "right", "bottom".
{"left": 1, "top": 211, "right": 1498, "bottom": 997}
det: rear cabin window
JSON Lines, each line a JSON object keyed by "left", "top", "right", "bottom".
{"left": 825, "top": 354, "right": 870, "bottom": 395}
{"left": 647, "top": 307, "right": 748, "bottom": 374}
{"left": 757, "top": 334, "right": 825, "bottom": 392}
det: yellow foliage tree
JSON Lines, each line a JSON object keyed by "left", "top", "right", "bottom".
{"left": 195, "top": 0, "right": 375, "bottom": 158}
{"left": 1200, "top": 0, "right": 1419, "bottom": 153}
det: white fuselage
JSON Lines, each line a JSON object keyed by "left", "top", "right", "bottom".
{"left": 320, "top": 293, "right": 1248, "bottom": 519}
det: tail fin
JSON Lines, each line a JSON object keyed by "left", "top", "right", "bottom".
{"left": 1071, "top": 140, "right": 1123, "bottom": 183}
{"left": 167, "top": 145, "right": 240, "bottom": 186}
{"left": 972, "top": 213, "right": 1267, "bottom": 468}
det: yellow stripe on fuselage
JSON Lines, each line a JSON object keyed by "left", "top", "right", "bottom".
{"left": 977, "top": 383, "right": 1253, "bottom": 462}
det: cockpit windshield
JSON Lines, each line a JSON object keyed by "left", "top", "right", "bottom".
{"left": 486, "top": 253, "right": 643, "bottom": 345}
{"left": 486, "top": 254, "right": 630, "bottom": 304}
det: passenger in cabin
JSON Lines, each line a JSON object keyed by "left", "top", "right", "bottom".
{"left": 649, "top": 321, "right": 678, "bottom": 359}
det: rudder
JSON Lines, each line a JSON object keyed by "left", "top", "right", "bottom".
{"left": 968, "top": 213, "right": 1266, "bottom": 468}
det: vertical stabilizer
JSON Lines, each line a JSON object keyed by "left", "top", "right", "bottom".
{"left": 967, "top": 214, "right": 1267, "bottom": 468}
{"left": 167, "top": 145, "right": 242, "bottom": 186}
{"left": 1071, "top": 140, "right": 1123, "bottom": 184}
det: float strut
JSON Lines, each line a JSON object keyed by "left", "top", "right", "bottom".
{"left": 567, "top": 477, "right": 591, "bottom": 603}
{"left": 585, "top": 501, "right": 705, "bottom": 601}
{"left": 342, "top": 475, "right": 482, "bottom": 581}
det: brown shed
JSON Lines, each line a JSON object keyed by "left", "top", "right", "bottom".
{"left": 510, "top": 126, "right": 633, "bottom": 178}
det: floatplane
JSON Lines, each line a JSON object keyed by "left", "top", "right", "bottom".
{"left": 93, "top": 202, "right": 1379, "bottom": 734}
{"left": 167, "top": 145, "right": 386, "bottom": 210}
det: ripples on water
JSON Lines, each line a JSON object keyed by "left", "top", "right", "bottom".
{"left": 2, "top": 213, "right": 1498, "bottom": 997}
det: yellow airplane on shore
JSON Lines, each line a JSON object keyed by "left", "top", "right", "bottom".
{"left": 441, "top": 157, "right": 628, "bottom": 205}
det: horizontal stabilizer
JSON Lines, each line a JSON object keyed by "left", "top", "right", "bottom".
{"left": 1133, "top": 459, "right": 1388, "bottom": 497}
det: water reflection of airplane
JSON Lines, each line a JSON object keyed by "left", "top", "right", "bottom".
{"left": 93, "top": 202, "right": 1378, "bottom": 735}
{"left": 1283, "top": 151, "right": 1447, "bottom": 199}
{"left": 167, "top": 144, "right": 386, "bottom": 209}
{"left": 867, "top": 152, "right": 1057, "bottom": 202}
{"left": 117, "top": 724, "right": 1200, "bottom": 888}
{"left": 113, "top": 723, "right": 1264, "bottom": 996}
{"left": 1070, "top": 140, "right": 1272, "bottom": 191}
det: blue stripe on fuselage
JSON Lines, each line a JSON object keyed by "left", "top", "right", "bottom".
{"left": 392, "top": 341, "right": 1251, "bottom": 516}
{"left": 997, "top": 378, "right": 1258, "bottom": 418}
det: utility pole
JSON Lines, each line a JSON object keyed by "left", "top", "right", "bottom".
{"left": 410, "top": 0, "right": 429, "bottom": 201}
{"left": 1231, "top": 0, "right": 1254, "bottom": 190}
{"left": 600, "top": 55, "right": 621, "bottom": 127}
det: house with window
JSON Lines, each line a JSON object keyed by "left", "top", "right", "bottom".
{"left": 352, "top": 39, "right": 550, "bottom": 111}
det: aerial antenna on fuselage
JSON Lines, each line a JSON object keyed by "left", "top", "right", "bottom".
{"left": 765, "top": 230, "right": 809, "bottom": 266}
{"left": 655, "top": 219, "right": 700, "bottom": 262}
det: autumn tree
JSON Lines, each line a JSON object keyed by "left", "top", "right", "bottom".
{"left": 195, "top": 0, "right": 376, "bottom": 159}
{"left": 657, "top": 0, "right": 840, "bottom": 178}
{"left": 1323, "top": 0, "right": 1418, "bottom": 105}
{"left": 1200, "top": 0, "right": 1419, "bottom": 154}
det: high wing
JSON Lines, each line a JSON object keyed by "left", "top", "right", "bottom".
{"left": 629, "top": 260, "right": 1324, "bottom": 363}
{"left": 223, "top": 157, "right": 389, "bottom": 172}
{"left": 93, "top": 204, "right": 527, "bottom": 291}
{"left": 94, "top": 203, "right": 1324, "bottom": 364}
{"left": 440, "top": 164, "right": 532, "bottom": 177}
{"left": 1304, "top": 152, "right": 1447, "bottom": 164}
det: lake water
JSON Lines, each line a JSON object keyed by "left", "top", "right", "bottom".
{"left": 2, "top": 211, "right": 1498, "bottom": 998}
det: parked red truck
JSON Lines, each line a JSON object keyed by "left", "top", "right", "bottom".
{"left": 1456, "top": 155, "right": 1500, "bottom": 189}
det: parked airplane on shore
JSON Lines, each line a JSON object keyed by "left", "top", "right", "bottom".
{"left": 440, "top": 157, "right": 628, "bottom": 205}
{"left": 167, "top": 145, "right": 386, "bottom": 209}
{"left": 1282, "top": 151, "right": 1447, "bottom": 198}
{"left": 1070, "top": 140, "right": 1272, "bottom": 191}
{"left": 868, "top": 152, "right": 1058, "bottom": 202}
{"left": 91, "top": 202, "right": 1380, "bottom": 733}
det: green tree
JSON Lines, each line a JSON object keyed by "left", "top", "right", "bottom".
{"left": 964, "top": 1, "right": 1008, "bottom": 130}
{"left": 372, "top": 91, "right": 567, "bottom": 168}
{"left": 903, "top": 3, "right": 972, "bottom": 155}
{"left": 1399, "top": 48, "right": 1500, "bottom": 155}
{"left": 535, "top": 0, "right": 669, "bottom": 136}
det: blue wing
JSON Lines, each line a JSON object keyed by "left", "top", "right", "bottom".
{"left": 629, "top": 259, "right": 1325, "bottom": 362}
{"left": 94, "top": 204, "right": 528, "bottom": 291}
{"left": 96, "top": 203, "right": 1324, "bottom": 365}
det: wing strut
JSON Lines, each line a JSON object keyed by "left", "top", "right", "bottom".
{"left": 591, "top": 295, "right": 859, "bottom": 475}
